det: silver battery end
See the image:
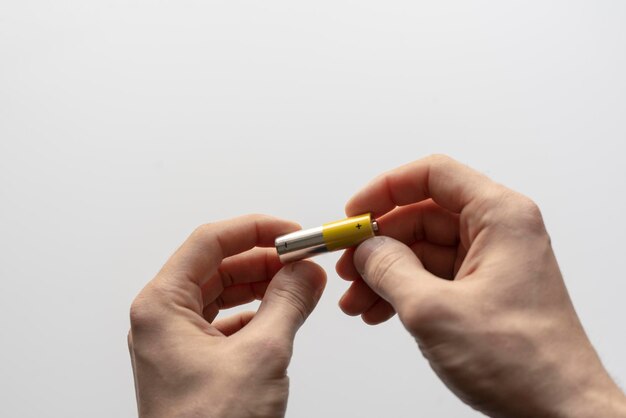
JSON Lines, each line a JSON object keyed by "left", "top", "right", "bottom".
{"left": 275, "top": 226, "right": 326, "bottom": 264}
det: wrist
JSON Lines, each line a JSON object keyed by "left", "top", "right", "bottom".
{"left": 138, "top": 380, "right": 288, "bottom": 418}
{"left": 139, "top": 397, "right": 232, "bottom": 418}
{"left": 553, "top": 370, "right": 626, "bottom": 418}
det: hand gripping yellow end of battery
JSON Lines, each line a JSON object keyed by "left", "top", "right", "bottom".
{"left": 274, "top": 213, "right": 379, "bottom": 264}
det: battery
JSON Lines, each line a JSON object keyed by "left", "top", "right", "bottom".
{"left": 275, "top": 213, "right": 379, "bottom": 263}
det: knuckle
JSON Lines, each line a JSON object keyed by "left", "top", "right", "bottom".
{"left": 426, "top": 153, "right": 454, "bottom": 165}
{"left": 423, "top": 154, "right": 457, "bottom": 173}
{"left": 239, "top": 213, "right": 274, "bottom": 225}
{"left": 245, "top": 213, "right": 270, "bottom": 221}
{"left": 481, "top": 185, "right": 515, "bottom": 209}
{"left": 474, "top": 187, "right": 546, "bottom": 235}
{"left": 192, "top": 223, "right": 213, "bottom": 237}
{"left": 129, "top": 293, "right": 156, "bottom": 331}
{"left": 496, "top": 191, "right": 546, "bottom": 234}
{"left": 512, "top": 195, "right": 545, "bottom": 230}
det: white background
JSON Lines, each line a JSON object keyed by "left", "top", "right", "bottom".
{"left": 1, "top": 1, "right": 625, "bottom": 417}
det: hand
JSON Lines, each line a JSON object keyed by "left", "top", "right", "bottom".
{"left": 336, "top": 155, "right": 626, "bottom": 418}
{"left": 128, "top": 214, "right": 326, "bottom": 418}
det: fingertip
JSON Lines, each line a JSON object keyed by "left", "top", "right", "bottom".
{"left": 287, "top": 260, "right": 327, "bottom": 298}
{"left": 338, "top": 291, "right": 360, "bottom": 316}
{"left": 335, "top": 248, "right": 360, "bottom": 281}
{"left": 337, "top": 279, "right": 380, "bottom": 316}
{"left": 339, "top": 301, "right": 359, "bottom": 316}
{"left": 353, "top": 236, "right": 390, "bottom": 274}
{"left": 361, "top": 300, "right": 396, "bottom": 325}
{"left": 278, "top": 218, "right": 302, "bottom": 232}
{"left": 345, "top": 202, "right": 378, "bottom": 219}
{"left": 361, "top": 315, "right": 380, "bottom": 326}
{"left": 289, "top": 259, "right": 326, "bottom": 278}
{"left": 253, "top": 260, "right": 328, "bottom": 338}
{"left": 362, "top": 314, "right": 386, "bottom": 326}
{"left": 344, "top": 200, "right": 358, "bottom": 217}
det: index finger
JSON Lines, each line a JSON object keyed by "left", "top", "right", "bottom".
{"left": 345, "top": 154, "right": 498, "bottom": 218}
{"left": 157, "top": 214, "right": 300, "bottom": 294}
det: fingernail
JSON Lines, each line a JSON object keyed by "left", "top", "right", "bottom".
{"left": 354, "top": 237, "right": 387, "bottom": 275}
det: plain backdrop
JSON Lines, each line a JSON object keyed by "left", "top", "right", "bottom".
{"left": 1, "top": 1, "right": 625, "bottom": 417}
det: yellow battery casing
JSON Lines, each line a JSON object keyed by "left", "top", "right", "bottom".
{"left": 322, "top": 213, "right": 376, "bottom": 251}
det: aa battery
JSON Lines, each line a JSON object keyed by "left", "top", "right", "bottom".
{"left": 275, "top": 213, "right": 378, "bottom": 264}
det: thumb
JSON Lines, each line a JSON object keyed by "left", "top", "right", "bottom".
{"left": 252, "top": 260, "right": 327, "bottom": 341}
{"left": 353, "top": 236, "right": 440, "bottom": 309}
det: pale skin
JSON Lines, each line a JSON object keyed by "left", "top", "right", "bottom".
{"left": 128, "top": 215, "right": 327, "bottom": 417}
{"left": 129, "top": 155, "right": 626, "bottom": 417}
